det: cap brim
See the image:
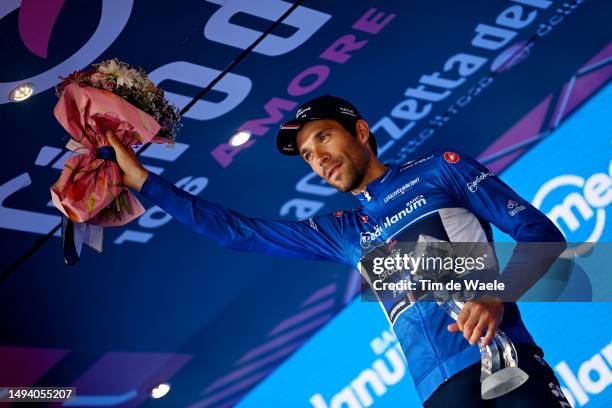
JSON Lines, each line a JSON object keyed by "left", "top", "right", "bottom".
{"left": 277, "top": 119, "right": 379, "bottom": 157}
{"left": 276, "top": 118, "right": 310, "bottom": 156}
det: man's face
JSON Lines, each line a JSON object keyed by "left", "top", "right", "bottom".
{"left": 296, "top": 119, "right": 369, "bottom": 192}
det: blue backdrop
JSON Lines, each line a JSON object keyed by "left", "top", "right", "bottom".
{"left": 238, "top": 82, "right": 612, "bottom": 408}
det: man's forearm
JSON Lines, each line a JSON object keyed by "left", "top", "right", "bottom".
{"left": 497, "top": 240, "right": 567, "bottom": 301}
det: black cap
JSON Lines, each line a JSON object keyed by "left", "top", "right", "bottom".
{"left": 276, "top": 95, "right": 377, "bottom": 156}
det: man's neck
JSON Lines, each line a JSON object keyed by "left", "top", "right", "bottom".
{"left": 351, "top": 158, "right": 388, "bottom": 195}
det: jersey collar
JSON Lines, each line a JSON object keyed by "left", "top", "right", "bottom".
{"left": 356, "top": 164, "right": 398, "bottom": 207}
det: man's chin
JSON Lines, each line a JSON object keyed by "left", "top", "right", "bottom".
{"left": 329, "top": 178, "right": 356, "bottom": 193}
{"left": 327, "top": 179, "right": 349, "bottom": 192}
{"left": 327, "top": 170, "right": 361, "bottom": 192}
{"left": 335, "top": 185, "right": 351, "bottom": 193}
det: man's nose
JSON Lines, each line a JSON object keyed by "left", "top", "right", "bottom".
{"left": 315, "top": 149, "right": 330, "bottom": 168}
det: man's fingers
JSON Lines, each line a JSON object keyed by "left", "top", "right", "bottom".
{"left": 456, "top": 307, "right": 470, "bottom": 331}
{"left": 462, "top": 313, "right": 480, "bottom": 343}
{"left": 469, "top": 320, "right": 487, "bottom": 346}
{"left": 103, "top": 130, "right": 148, "bottom": 190}
{"left": 106, "top": 130, "right": 136, "bottom": 159}
{"left": 106, "top": 130, "right": 118, "bottom": 146}
{"left": 480, "top": 322, "right": 496, "bottom": 348}
{"left": 451, "top": 300, "right": 504, "bottom": 346}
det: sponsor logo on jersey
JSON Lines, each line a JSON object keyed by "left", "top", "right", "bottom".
{"left": 383, "top": 177, "right": 420, "bottom": 203}
{"left": 507, "top": 199, "right": 527, "bottom": 217}
{"left": 399, "top": 155, "right": 433, "bottom": 172}
{"left": 467, "top": 171, "right": 494, "bottom": 192}
{"left": 360, "top": 194, "right": 428, "bottom": 249}
{"left": 361, "top": 215, "right": 369, "bottom": 224}
{"left": 360, "top": 225, "right": 384, "bottom": 249}
{"left": 383, "top": 195, "right": 427, "bottom": 229}
{"left": 335, "top": 210, "right": 344, "bottom": 218}
{"left": 444, "top": 151, "right": 460, "bottom": 164}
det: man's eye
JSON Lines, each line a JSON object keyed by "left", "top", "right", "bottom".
{"left": 321, "top": 133, "right": 329, "bottom": 141}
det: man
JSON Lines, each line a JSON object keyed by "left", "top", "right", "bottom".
{"left": 107, "top": 95, "right": 569, "bottom": 407}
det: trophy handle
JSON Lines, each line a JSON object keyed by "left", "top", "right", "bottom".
{"left": 443, "top": 297, "right": 529, "bottom": 399}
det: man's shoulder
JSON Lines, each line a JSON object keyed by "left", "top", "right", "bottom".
{"left": 306, "top": 207, "right": 367, "bottom": 239}
{"left": 310, "top": 206, "right": 366, "bottom": 223}
{"left": 396, "top": 149, "right": 473, "bottom": 173}
{"left": 395, "top": 150, "right": 441, "bottom": 172}
{"left": 327, "top": 206, "right": 366, "bottom": 221}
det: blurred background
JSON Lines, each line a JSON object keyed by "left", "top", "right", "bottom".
{"left": 1, "top": 0, "right": 610, "bottom": 406}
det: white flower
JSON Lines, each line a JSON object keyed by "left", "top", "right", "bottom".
{"left": 116, "top": 68, "right": 137, "bottom": 88}
{"left": 94, "top": 59, "right": 148, "bottom": 89}
{"left": 96, "top": 59, "right": 121, "bottom": 75}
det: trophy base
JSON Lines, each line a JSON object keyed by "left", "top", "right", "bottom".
{"left": 481, "top": 366, "right": 529, "bottom": 400}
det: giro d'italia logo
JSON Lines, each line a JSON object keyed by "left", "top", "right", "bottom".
{"left": 0, "top": 0, "right": 134, "bottom": 104}
{"left": 532, "top": 160, "right": 612, "bottom": 242}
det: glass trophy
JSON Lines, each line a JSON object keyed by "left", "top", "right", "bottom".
{"left": 411, "top": 234, "right": 529, "bottom": 400}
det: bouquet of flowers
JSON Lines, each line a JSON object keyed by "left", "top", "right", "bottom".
{"left": 51, "top": 59, "right": 181, "bottom": 264}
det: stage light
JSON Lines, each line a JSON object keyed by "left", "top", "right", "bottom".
{"left": 9, "top": 84, "right": 34, "bottom": 102}
{"left": 150, "top": 383, "right": 170, "bottom": 399}
{"left": 229, "top": 130, "right": 251, "bottom": 147}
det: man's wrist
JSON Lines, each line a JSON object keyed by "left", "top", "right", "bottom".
{"left": 134, "top": 169, "right": 149, "bottom": 192}
{"left": 473, "top": 294, "right": 503, "bottom": 305}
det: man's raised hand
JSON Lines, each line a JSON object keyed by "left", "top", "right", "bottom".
{"left": 106, "top": 130, "right": 149, "bottom": 191}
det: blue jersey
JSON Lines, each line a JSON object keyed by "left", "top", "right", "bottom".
{"left": 139, "top": 150, "right": 565, "bottom": 402}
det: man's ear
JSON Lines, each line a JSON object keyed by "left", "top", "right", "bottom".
{"left": 355, "top": 119, "right": 370, "bottom": 146}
